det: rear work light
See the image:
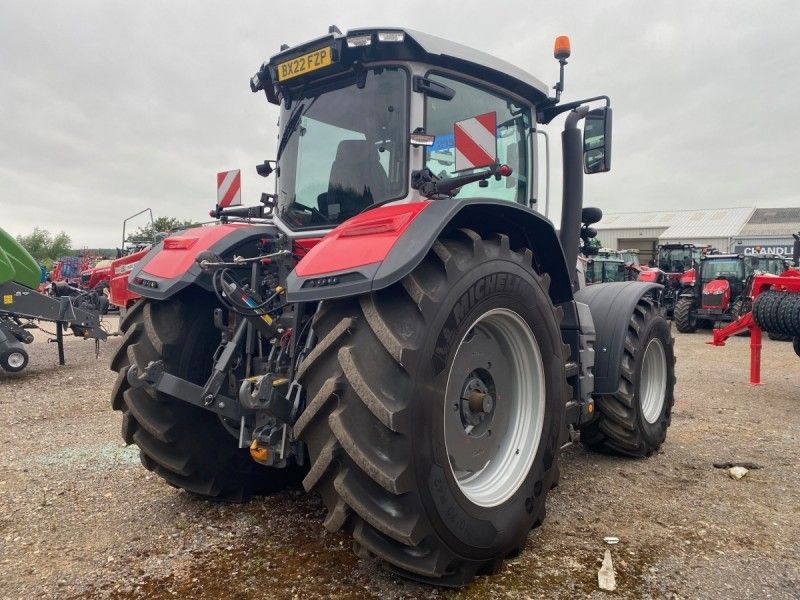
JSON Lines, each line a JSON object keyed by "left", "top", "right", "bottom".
{"left": 163, "top": 237, "right": 198, "bottom": 250}
{"left": 346, "top": 34, "right": 372, "bottom": 48}
{"left": 377, "top": 31, "right": 405, "bottom": 42}
{"left": 339, "top": 212, "right": 415, "bottom": 238}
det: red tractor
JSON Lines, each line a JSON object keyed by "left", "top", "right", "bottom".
{"left": 112, "top": 28, "right": 675, "bottom": 585}
{"left": 675, "top": 253, "right": 789, "bottom": 333}
{"left": 638, "top": 243, "right": 705, "bottom": 317}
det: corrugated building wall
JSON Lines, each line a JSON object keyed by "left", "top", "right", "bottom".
{"left": 596, "top": 228, "right": 667, "bottom": 248}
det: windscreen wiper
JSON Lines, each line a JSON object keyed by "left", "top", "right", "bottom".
{"left": 275, "top": 96, "right": 319, "bottom": 162}
{"left": 275, "top": 102, "right": 305, "bottom": 163}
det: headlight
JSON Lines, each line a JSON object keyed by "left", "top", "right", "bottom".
{"left": 346, "top": 34, "right": 372, "bottom": 48}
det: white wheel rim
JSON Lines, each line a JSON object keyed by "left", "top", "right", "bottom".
{"left": 640, "top": 338, "right": 667, "bottom": 424}
{"left": 7, "top": 352, "right": 25, "bottom": 369}
{"left": 443, "top": 308, "right": 545, "bottom": 508}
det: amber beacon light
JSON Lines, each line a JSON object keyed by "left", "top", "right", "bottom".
{"left": 554, "top": 35, "right": 571, "bottom": 60}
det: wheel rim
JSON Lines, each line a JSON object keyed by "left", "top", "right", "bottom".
{"left": 7, "top": 352, "right": 25, "bottom": 369}
{"left": 443, "top": 308, "right": 545, "bottom": 508}
{"left": 640, "top": 338, "right": 667, "bottom": 424}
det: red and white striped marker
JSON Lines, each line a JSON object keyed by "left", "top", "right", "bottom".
{"left": 217, "top": 169, "right": 242, "bottom": 208}
{"left": 454, "top": 112, "right": 497, "bottom": 172}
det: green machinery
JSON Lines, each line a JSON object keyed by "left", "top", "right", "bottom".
{"left": 0, "top": 227, "right": 106, "bottom": 373}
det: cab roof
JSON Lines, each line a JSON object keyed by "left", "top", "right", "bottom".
{"left": 252, "top": 27, "right": 553, "bottom": 106}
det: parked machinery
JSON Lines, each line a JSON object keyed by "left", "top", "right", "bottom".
{"left": 675, "top": 253, "right": 788, "bottom": 333}
{"left": 110, "top": 28, "right": 675, "bottom": 585}
{"left": 638, "top": 243, "right": 705, "bottom": 317}
{"left": 0, "top": 227, "right": 106, "bottom": 373}
{"left": 585, "top": 249, "right": 626, "bottom": 284}
{"left": 709, "top": 236, "right": 800, "bottom": 382}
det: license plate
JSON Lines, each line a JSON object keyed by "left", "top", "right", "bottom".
{"left": 277, "top": 47, "right": 333, "bottom": 82}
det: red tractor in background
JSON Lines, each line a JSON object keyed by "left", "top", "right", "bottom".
{"left": 80, "top": 259, "right": 114, "bottom": 291}
{"left": 675, "top": 253, "right": 789, "bottom": 333}
{"left": 618, "top": 248, "right": 643, "bottom": 281}
{"left": 107, "top": 246, "right": 150, "bottom": 312}
{"left": 111, "top": 28, "right": 676, "bottom": 586}
{"left": 102, "top": 209, "right": 157, "bottom": 313}
{"left": 638, "top": 243, "right": 706, "bottom": 317}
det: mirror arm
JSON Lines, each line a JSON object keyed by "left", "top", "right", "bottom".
{"left": 411, "top": 164, "right": 511, "bottom": 199}
{"left": 537, "top": 95, "right": 610, "bottom": 125}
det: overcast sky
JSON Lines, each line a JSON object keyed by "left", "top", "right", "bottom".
{"left": 2, "top": 1, "right": 798, "bottom": 247}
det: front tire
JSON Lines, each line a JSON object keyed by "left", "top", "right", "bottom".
{"left": 0, "top": 346, "right": 29, "bottom": 373}
{"left": 674, "top": 297, "right": 697, "bottom": 333}
{"left": 109, "top": 294, "right": 300, "bottom": 501}
{"left": 295, "top": 229, "right": 567, "bottom": 585}
{"left": 580, "top": 298, "right": 676, "bottom": 457}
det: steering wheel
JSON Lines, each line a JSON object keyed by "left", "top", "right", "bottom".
{"left": 290, "top": 202, "right": 327, "bottom": 222}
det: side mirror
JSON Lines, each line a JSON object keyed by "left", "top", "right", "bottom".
{"left": 583, "top": 107, "right": 612, "bottom": 174}
{"left": 257, "top": 160, "right": 276, "bottom": 178}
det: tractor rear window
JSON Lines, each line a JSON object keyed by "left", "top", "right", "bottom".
{"left": 424, "top": 74, "right": 531, "bottom": 204}
{"left": 275, "top": 68, "right": 408, "bottom": 230}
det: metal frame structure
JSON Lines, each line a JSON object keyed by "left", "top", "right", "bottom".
{"left": 707, "top": 271, "right": 800, "bottom": 384}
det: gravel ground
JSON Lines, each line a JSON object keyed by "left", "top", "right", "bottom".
{"left": 1, "top": 317, "right": 798, "bottom": 599}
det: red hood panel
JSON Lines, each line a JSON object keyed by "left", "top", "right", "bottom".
{"left": 294, "top": 202, "right": 429, "bottom": 278}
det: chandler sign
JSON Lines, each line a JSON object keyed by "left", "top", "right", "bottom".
{"left": 733, "top": 242, "right": 794, "bottom": 256}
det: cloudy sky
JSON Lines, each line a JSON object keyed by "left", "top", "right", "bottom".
{"left": 2, "top": 1, "right": 798, "bottom": 247}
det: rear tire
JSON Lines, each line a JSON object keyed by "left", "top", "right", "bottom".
{"left": 674, "top": 297, "right": 697, "bottom": 333}
{"left": 767, "top": 331, "right": 792, "bottom": 342}
{"left": 794, "top": 337, "right": 800, "bottom": 358}
{"left": 295, "top": 229, "right": 567, "bottom": 585}
{"left": 109, "top": 294, "right": 300, "bottom": 501}
{"left": 580, "top": 298, "right": 675, "bottom": 457}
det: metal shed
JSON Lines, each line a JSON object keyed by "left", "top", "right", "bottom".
{"left": 732, "top": 207, "right": 800, "bottom": 258}
{"left": 594, "top": 207, "right": 757, "bottom": 262}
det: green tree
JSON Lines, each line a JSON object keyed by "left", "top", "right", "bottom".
{"left": 16, "top": 228, "right": 72, "bottom": 263}
{"left": 127, "top": 216, "right": 196, "bottom": 243}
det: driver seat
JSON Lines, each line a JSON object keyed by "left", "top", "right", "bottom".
{"left": 320, "top": 140, "right": 389, "bottom": 220}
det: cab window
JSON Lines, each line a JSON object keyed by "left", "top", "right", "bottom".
{"left": 424, "top": 74, "right": 530, "bottom": 204}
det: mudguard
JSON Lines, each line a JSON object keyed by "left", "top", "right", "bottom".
{"left": 285, "top": 198, "right": 573, "bottom": 307}
{"left": 574, "top": 281, "right": 661, "bottom": 395}
{"left": 128, "top": 223, "right": 279, "bottom": 300}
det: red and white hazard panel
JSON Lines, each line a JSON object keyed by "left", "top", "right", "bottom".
{"left": 454, "top": 112, "right": 497, "bottom": 172}
{"left": 217, "top": 169, "right": 242, "bottom": 207}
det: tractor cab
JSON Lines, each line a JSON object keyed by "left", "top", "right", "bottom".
{"left": 699, "top": 254, "right": 746, "bottom": 309}
{"left": 245, "top": 27, "right": 610, "bottom": 245}
{"left": 654, "top": 243, "right": 699, "bottom": 274}
{"left": 745, "top": 254, "right": 788, "bottom": 277}
{"left": 585, "top": 249, "right": 626, "bottom": 284}
{"left": 585, "top": 256, "right": 626, "bottom": 284}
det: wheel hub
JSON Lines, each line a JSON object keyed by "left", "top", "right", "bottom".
{"left": 640, "top": 338, "right": 667, "bottom": 424}
{"left": 444, "top": 308, "right": 546, "bottom": 508}
{"left": 458, "top": 371, "right": 495, "bottom": 436}
{"left": 7, "top": 352, "right": 25, "bottom": 369}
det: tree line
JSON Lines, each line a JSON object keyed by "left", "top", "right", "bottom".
{"left": 16, "top": 216, "right": 196, "bottom": 267}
